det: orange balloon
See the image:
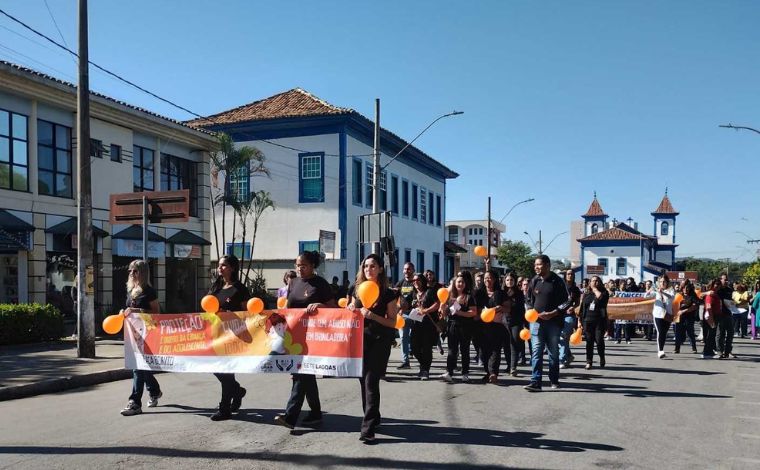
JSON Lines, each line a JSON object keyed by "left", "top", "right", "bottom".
{"left": 201, "top": 295, "right": 220, "bottom": 313}
{"left": 437, "top": 287, "right": 449, "bottom": 304}
{"left": 247, "top": 297, "right": 264, "bottom": 315}
{"left": 357, "top": 281, "right": 380, "bottom": 308}
{"left": 673, "top": 293, "right": 683, "bottom": 311}
{"left": 395, "top": 314, "right": 406, "bottom": 329}
{"left": 695, "top": 288, "right": 702, "bottom": 299}
{"left": 277, "top": 296, "right": 288, "bottom": 309}
{"left": 519, "top": 327, "right": 531, "bottom": 341}
{"left": 525, "top": 309, "right": 539, "bottom": 323}
{"left": 102, "top": 314, "right": 124, "bottom": 335}
{"left": 481, "top": 307, "right": 495, "bottom": 323}
{"left": 570, "top": 328, "right": 583, "bottom": 345}
{"left": 338, "top": 298, "right": 348, "bottom": 308}
{"left": 474, "top": 245, "right": 487, "bottom": 257}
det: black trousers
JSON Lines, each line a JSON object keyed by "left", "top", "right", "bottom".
{"left": 446, "top": 321, "right": 472, "bottom": 374}
{"left": 284, "top": 374, "right": 321, "bottom": 424}
{"left": 213, "top": 373, "right": 240, "bottom": 411}
{"left": 675, "top": 316, "right": 697, "bottom": 351}
{"left": 360, "top": 335, "right": 392, "bottom": 436}
{"left": 702, "top": 321, "right": 717, "bottom": 356}
{"left": 507, "top": 324, "right": 524, "bottom": 371}
{"left": 482, "top": 323, "right": 507, "bottom": 376}
{"left": 716, "top": 315, "right": 734, "bottom": 355}
{"left": 583, "top": 318, "right": 606, "bottom": 364}
{"left": 654, "top": 318, "right": 671, "bottom": 352}
{"left": 471, "top": 321, "right": 485, "bottom": 365}
{"left": 411, "top": 321, "right": 436, "bottom": 372}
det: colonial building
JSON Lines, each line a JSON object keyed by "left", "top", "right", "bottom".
{"left": 575, "top": 193, "right": 678, "bottom": 283}
{"left": 188, "top": 88, "right": 458, "bottom": 287}
{"left": 0, "top": 61, "right": 216, "bottom": 316}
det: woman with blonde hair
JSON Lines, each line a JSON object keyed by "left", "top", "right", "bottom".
{"left": 120, "top": 259, "right": 162, "bottom": 416}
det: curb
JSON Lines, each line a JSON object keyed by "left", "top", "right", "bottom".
{"left": 0, "top": 368, "right": 132, "bottom": 402}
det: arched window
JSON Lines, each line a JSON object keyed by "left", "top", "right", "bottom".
{"left": 661, "top": 221, "right": 669, "bottom": 236}
{"left": 591, "top": 223, "right": 598, "bottom": 234}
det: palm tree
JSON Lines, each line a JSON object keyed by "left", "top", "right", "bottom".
{"left": 235, "top": 190, "right": 275, "bottom": 284}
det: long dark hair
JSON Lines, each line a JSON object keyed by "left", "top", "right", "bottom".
{"left": 449, "top": 272, "right": 472, "bottom": 299}
{"left": 354, "top": 253, "right": 389, "bottom": 292}
{"left": 503, "top": 271, "right": 520, "bottom": 297}
{"left": 483, "top": 268, "right": 501, "bottom": 293}
{"left": 210, "top": 255, "right": 241, "bottom": 294}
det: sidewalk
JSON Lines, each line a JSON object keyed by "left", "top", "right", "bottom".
{"left": 0, "top": 338, "right": 130, "bottom": 401}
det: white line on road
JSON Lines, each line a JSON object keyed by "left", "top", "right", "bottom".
{"left": 731, "top": 457, "right": 760, "bottom": 465}
{"left": 733, "top": 416, "right": 760, "bottom": 421}
{"left": 736, "top": 401, "right": 760, "bottom": 406}
{"left": 737, "top": 434, "right": 760, "bottom": 440}
{"left": 736, "top": 390, "right": 760, "bottom": 394}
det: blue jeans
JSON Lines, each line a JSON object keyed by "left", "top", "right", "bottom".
{"left": 530, "top": 320, "right": 561, "bottom": 385}
{"left": 558, "top": 315, "right": 576, "bottom": 363}
{"left": 129, "top": 370, "right": 160, "bottom": 406}
{"left": 399, "top": 312, "right": 412, "bottom": 364}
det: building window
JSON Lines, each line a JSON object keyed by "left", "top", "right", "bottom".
{"left": 417, "top": 250, "right": 425, "bottom": 272}
{"left": 432, "top": 252, "right": 440, "bottom": 278}
{"left": 404, "top": 248, "right": 411, "bottom": 265}
{"left": 38, "top": 120, "right": 72, "bottom": 197}
{"left": 401, "top": 179, "right": 409, "bottom": 217}
{"left": 420, "top": 186, "right": 427, "bottom": 223}
{"left": 299, "top": 152, "right": 324, "bottom": 203}
{"left": 479, "top": 228, "right": 484, "bottom": 235}
{"left": 133, "top": 145, "right": 154, "bottom": 192}
{"left": 436, "top": 195, "right": 442, "bottom": 226}
{"left": 352, "top": 158, "right": 362, "bottom": 206}
{"left": 428, "top": 191, "right": 434, "bottom": 225}
{"left": 391, "top": 175, "right": 399, "bottom": 214}
{"left": 599, "top": 258, "right": 608, "bottom": 275}
{"left": 0, "top": 110, "right": 28, "bottom": 192}
{"left": 226, "top": 160, "right": 249, "bottom": 204}
{"left": 161, "top": 153, "right": 198, "bottom": 217}
{"left": 616, "top": 257, "right": 626, "bottom": 276}
{"left": 448, "top": 226, "right": 458, "bottom": 243}
{"left": 380, "top": 170, "right": 387, "bottom": 211}
{"left": 411, "top": 183, "right": 418, "bottom": 220}
{"left": 365, "top": 163, "right": 373, "bottom": 208}
{"left": 299, "top": 240, "right": 320, "bottom": 253}
{"left": 661, "top": 221, "right": 669, "bottom": 236}
{"left": 90, "top": 139, "right": 103, "bottom": 158}
{"left": 226, "top": 242, "right": 251, "bottom": 260}
{"left": 591, "top": 223, "right": 598, "bottom": 234}
{"left": 110, "top": 144, "right": 121, "bottom": 162}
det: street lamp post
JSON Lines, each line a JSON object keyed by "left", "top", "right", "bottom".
{"left": 524, "top": 230, "right": 568, "bottom": 255}
{"left": 498, "top": 198, "right": 535, "bottom": 225}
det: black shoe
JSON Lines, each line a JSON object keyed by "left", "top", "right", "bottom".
{"left": 274, "top": 414, "right": 295, "bottom": 429}
{"left": 523, "top": 382, "right": 542, "bottom": 392}
{"left": 231, "top": 387, "right": 246, "bottom": 412}
{"left": 359, "top": 432, "right": 376, "bottom": 444}
{"left": 210, "top": 408, "right": 231, "bottom": 421}
{"left": 396, "top": 362, "right": 411, "bottom": 370}
{"left": 674, "top": 348, "right": 680, "bottom": 354}
{"left": 600, "top": 358, "right": 606, "bottom": 368}
{"left": 480, "top": 374, "right": 490, "bottom": 384}
{"left": 301, "top": 412, "right": 323, "bottom": 426}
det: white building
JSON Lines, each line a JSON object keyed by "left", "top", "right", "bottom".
{"left": 445, "top": 219, "right": 505, "bottom": 274}
{"left": 188, "top": 88, "right": 458, "bottom": 288}
{"left": 0, "top": 61, "right": 216, "bottom": 316}
{"left": 575, "top": 193, "right": 679, "bottom": 283}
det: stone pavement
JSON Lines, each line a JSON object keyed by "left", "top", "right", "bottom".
{"left": 0, "top": 338, "right": 129, "bottom": 401}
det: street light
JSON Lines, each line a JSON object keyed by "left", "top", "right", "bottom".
{"left": 523, "top": 231, "right": 539, "bottom": 253}
{"left": 523, "top": 230, "right": 568, "bottom": 255}
{"left": 498, "top": 198, "right": 535, "bottom": 225}
{"left": 720, "top": 123, "right": 760, "bottom": 135}
{"left": 544, "top": 231, "right": 569, "bottom": 253}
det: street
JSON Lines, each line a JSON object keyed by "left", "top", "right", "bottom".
{"left": 1, "top": 337, "right": 759, "bottom": 470}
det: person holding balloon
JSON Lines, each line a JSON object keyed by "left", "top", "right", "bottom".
{"left": 274, "top": 251, "right": 337, "bottom": 429}
{"left": 480, "top": 269, "right": 507, "bottom": 384}
{"left": 410, "top": 272, "right": 441, "bottom": 380}
{"left": 394, "top": 262, "right": 416, "bottom": 370}
{"left": 120, "top": 260, "right": 163, "bottom": 416}
{"left": 579, "top": 276, "right": 608, "bottom": 369}
{"left": 438, "top": 273, "right": 476, "bottom": 383}
{"left": 207, "top": 254, "right": 250, "bottom": 421}
{"left": 502, "top": 271, "right": 526, "bottom": 377}
{"left": 348, "top": 253, "right": 399, "bottom": 443}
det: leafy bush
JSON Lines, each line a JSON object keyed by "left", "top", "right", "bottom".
{"left": 0, "top": 303, "right": 64, "bottom": 345}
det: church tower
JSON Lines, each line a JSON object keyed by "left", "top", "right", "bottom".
{"left": 582, "top": 193, "right": 608, "bottom": 236}
{"left": 651, "top": 190, "right": 678, "bottom": 269}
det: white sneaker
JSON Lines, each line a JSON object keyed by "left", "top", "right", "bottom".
{"left": 120, "top": 400, "right": 142, "bottom": 416}
{"left": 658, "top": 351, "right": 666, "bottom": 359}
{"left": 439, "top": 372, "right": 454, "bottom": 383}
{"left": 461, "top": 374, "right": 470, "bottom": 383}
{"left": 147, "top": 391, "right": 162, "bottom": 408}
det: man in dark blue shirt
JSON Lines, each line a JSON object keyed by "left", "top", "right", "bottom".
{"left": 525, "top": 255, "right": 570, "bottom": 392}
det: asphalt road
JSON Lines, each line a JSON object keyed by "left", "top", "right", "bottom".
{"left": 1, "top": 336, "right": 759, "bottom": 470}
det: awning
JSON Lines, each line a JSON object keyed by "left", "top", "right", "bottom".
{"left": 444, "top": 241, "right": 468, "bottom": 254}
{"left": 0, "top": 209, "right": 34, "bottom": 231}
{"left": 45, "top": 217, "right": 109, "bottom": 238}
{"left": 112, "top": 225, "right": 166, "bottom": 242}
{"left": 166, "top": 229, "right": 211, "bottom": 246}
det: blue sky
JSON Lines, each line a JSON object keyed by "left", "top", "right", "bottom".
{"left": 2, "top": 1, "right": 760, "bottom": 261}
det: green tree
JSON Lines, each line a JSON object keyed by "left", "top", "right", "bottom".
{"left": 232, "top": 190, "right": 276, "bottom": 284}
{"left": 742, "top": 261, "right": 760, "bottom": 287}
{"left": 495, "top": 240, "right": 535, "bottom": 277}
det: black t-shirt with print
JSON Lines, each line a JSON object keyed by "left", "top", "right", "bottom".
{"left": 395, "top": 279, "right": 415, "bottom": 313}
{"left": 211, "top": 281, "right": 250, "bottom": 311}
{"left": 126, "top": 285, "right": 158, "bottom": 311}
{"left": 287, "top": 276, "right": 334, "bottom": 309}
{"left": 504, "top": 289, "right": 526, "bottom": 327}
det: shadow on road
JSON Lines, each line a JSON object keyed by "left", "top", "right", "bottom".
{"left": 553, "top": 381, "right": 731, "bottom": 398}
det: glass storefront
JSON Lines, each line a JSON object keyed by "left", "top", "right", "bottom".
{"left": 0, "top": 254, "right": 19, "bottom": 303}
{"left": 166, "top": 257, "right": 198, "bottom": 313}
{"left": 46, "top": 252, "right": 77, "bottom": 317}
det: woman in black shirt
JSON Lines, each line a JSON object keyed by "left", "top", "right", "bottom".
{"left": 274, "top": 251, "right": 336, "bottom": 429}
{"left": 579, "top": 276, "right": 609, "bottom": 369}
{"left": 410, "top": 273, "right": 440, "bottom": 380}
{"left": 438, "top": 273, "right": 476, "bottom": 383}
{"left": 503, "top": 271, "right": 526, "bottom": 377}
{"left": 349, "top": 253, "right": 399, "bottom": 443}
{"left": 120, "top": 259, "right": 162, "bottom": 416}
{"left": 208, "top": 255, "right": 250, "bottom": 421}
{"left": 480, "top": 269, "right": 507, "bottom": 384}
{"left": 674, "top": 281, "right": 699, "bottom": 354}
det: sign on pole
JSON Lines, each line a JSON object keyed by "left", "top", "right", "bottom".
{"left": 319, "top": 230, "right": 336, "bottom": 258}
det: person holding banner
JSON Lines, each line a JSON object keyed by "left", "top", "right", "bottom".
{"left": 208, "top": 255, "right": 250, "bottom": 421}
{"left": 120, "top": 260, "right": 163, "bottom": 416}
{"left": 348, "top": 253, "right": 399, "bottom": 443}
{"left": 652, "top": 275, "right": 675, "bottom": 359}
{"left": 274, "top": 251, "right": 336, "bottom": 429}
{"left": 579, "top": 276, "right": 608, "bottom": 369}
{"left": 438, "top": 272, "right": 476, "bottom": 383}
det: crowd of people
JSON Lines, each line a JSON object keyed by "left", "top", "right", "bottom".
{"left": 116, "top": 252, "right": 757, "bottom": 443}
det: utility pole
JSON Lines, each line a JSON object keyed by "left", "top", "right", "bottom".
{"left": 538, "top": 230, "right": 543, "bottom": 255}
{"left": 371, "top": 98, "right": 380, "bottom": 255}
{"left": 76, "top": 0, "right": 95, "bottom": 358}
{"left": 487, "top": 197, "right": 492, "bottom": 267}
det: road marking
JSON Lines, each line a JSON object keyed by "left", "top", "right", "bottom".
{"left": 736, "top": 401, "right": 760, "bottom": 406}
{"left": 737, "top": 434, "right": 760, "bottom": 440}
{"left": 731, "top": 457, "right": 760, "bottom": 465}
{"left": 737, "top": 390, "right": 760, "bottom": 394}
{"left": 733, "top": 416, "right": 760, "bottom": 421}
{"left": 740, "top": 382, "right": 760, "bottom": 386}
